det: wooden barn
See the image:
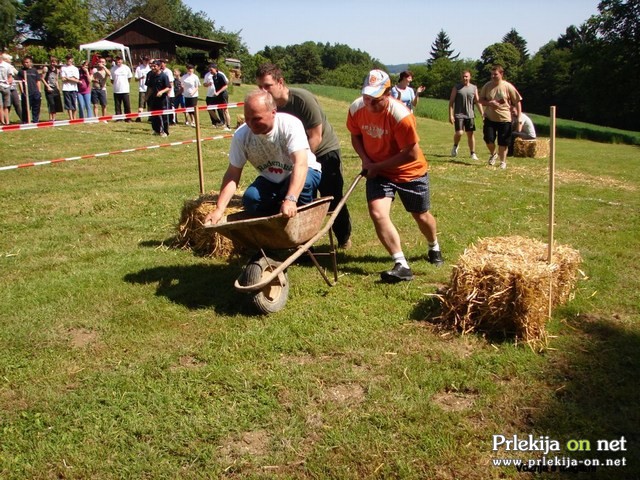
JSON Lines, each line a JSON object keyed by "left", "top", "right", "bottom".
{"left": 105, "top": 17, "right": 226, "bottom": 64}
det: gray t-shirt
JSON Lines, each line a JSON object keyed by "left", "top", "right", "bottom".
{"left": 453, "top": 83, "right": 478, "bottom": 119}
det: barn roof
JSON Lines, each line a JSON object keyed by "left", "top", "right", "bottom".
{"left": 105, "top": 17, "right": 226, "bottom": 52}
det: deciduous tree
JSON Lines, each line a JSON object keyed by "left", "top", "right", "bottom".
{"left": 0, "top": 0, "right": 18, "bottom": 49}
{"left": 21, "top": 0, "right": 91, "bottom": 48}
{"left": 477, "top": 42, "right": 521, "bottom": 85}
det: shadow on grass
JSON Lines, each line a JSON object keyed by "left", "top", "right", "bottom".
{"left": 448, "top": 159, "right": 478, "bottom": 167}
{"left": 532, "top": 312, "right": 640, "bottom": 478}
{"left": 123, "top": 263, "right": 262, "bottom": 316}
{"left": 410, "top": 293, "right": 640, "bottom": 477}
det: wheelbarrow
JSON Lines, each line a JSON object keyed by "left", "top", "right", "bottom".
{"left": 205, "top": 172, "right": 363, "bottom": 314}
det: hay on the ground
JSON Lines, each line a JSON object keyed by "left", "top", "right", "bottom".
{"left": 437, "top": 236, "right": 581, "bottom": 349}
{"left": 174, "top": 191, "right": 244, "bottom": 258}
{"left": 514, "top": 137, "right": 549, "bottom": 158}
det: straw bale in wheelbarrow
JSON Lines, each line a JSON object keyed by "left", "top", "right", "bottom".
{"left": 436, "top": 235, "right": 581, "bottom": 350}
{"left": 174, "top": 191, "right": 245, "bottom": 258}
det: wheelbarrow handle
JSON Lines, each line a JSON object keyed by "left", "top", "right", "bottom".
{"left": 326, "top": 171, "right": 365, "bottom": 227}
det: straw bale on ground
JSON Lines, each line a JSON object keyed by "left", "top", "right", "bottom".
{"left": 514, "top": 137, "right": 550, "bottom": 158}
{"left": 173, "top": 192, "right": 244, "bottom": 258}
{"left": 437, "top": 236, "right": 581, "bottom": 349}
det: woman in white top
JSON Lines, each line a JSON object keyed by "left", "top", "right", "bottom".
{"left": 180, "top": 64, "right": 201, "bottom": 126}
{"left": 391, "top": 70, "right": 425, "bottom": 112}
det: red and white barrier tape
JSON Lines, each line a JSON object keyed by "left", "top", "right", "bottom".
{"left": 0, "top": 102, "right": 244, "bottom": 133}
{"left": 0, "top": 133, "right": 234, "bottom": 171}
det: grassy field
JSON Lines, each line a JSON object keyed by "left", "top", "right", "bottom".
{"left": 1, "top": 84, "right": 639, "bottom": 479}
{"left": 303, "top": 84, "right": 640, "bottom": 146}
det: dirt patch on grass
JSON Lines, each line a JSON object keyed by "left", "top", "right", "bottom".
{"left": 432, "top": 390, "right": 478, "bottom": 412}
{"left": 219, "top": 429, "right": 271, "bottom": 459}
{"left": 68, "top": 328, "right": 98, "bottom": 348}
{"left": 322, "top": 383, "right": 366, "bottom": 405}
{"left": 0, "top": 388, "right": 29, "bottom": 411}
{"left": 170, "top": 355, "right": 206, "bottom": 371}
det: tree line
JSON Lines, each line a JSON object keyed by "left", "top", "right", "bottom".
{"left": 2, "top": 0, "right": 637, "bottom": 130}
{"left": 403, "top": 0, "right": 638, "bottom": 131}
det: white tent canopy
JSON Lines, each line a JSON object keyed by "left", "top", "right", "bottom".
{"left": 79, "top": 40, "right": 132, "bottom": 67}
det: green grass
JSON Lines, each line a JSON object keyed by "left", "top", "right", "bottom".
{"left": 1, "top": 84, "right": 639, "bottom": 479}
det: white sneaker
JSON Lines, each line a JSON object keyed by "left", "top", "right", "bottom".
{"left": 500, "top": 161, "right": 507, "bottom": 169}
{"left": 471, "top": 153, "right": 479, "bottom": 160}
{"left": 160, "top": 132, "right": 168, "bottom": 138}
{"left": 451, "top": 145, "right": 459, "bottom": 157}
{"left": 488, "top": 153, "right": 498, "bottom": 166}
{"left": 185, "top": 121, "right": 191, "bottom": 126}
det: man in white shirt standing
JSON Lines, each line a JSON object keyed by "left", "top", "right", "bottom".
{"left": 203, "top": 63, "right": 231, "bottom": 130}
{"left": 0, "top": 53, "right": 13, "bottom": 125}
{"left": 60, "top": 54, "right": 80, "bottom": 120}
{"left": 134, "top": 55, "right": 151, "bottom": 122}
{"left": 110, "top": 56, "right": 133, "bottom": 121}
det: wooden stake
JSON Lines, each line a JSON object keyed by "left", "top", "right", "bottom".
{"left": 548, "top": 106, "right": 557, "bottom": 318}
{"left": 22, "top": 78, "right": 32, "bottom": 124}
{"left": 194, "top": 106, "right": 205, "bottom": 195}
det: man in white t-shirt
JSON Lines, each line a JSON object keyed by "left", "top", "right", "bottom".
{"left": 110, "top": 56, "right": 133, "bottom": 121}
{"left": 134, "top": 55, "right": 151, "bottom": 122}
{"left": 512, "top": 110, "right": 536, "bottom": 140}
{"left": 158, "top": 59, "right": 175, "bottom": 124}
{"left": 509, "top": 107, "right": 537, "bottom": 155}
{"left": 0, "top": 53, "right": 14, "bottom": 125}
{"left": 203, "top": 63, "right": 231, "bottom": 129}
{"left": 204, "top": 89, "right": 322, "bottom": 225}
{"left": 60, "top": 54, "right": 80, "bottom": 120}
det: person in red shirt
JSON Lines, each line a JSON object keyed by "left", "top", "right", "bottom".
{"left": 347, "top": 69, "right": 444, "bottom": 283}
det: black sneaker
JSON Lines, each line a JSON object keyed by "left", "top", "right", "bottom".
{"left": 381, "top": 263, "right": 414, "bottom": 283}
{"left": 428, "top": 250, "right": 444, "bottom": 267}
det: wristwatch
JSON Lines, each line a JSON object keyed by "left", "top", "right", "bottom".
{"left": 284, "top": 195, "right": 297, "bottom": 203}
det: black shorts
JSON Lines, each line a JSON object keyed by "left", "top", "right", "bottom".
{"left": 63, "top": 91, "right": 77, "bottom": 111}
{"left": 184, "top": 97, "right": 198, "bottom": 108}
{"left": 366, "top": 173, "right": 431, "bottom": 213}
{"left": 454, "top": 117, "right": 476, "bottom": 132}
{"left": 483, "top": 120, "right": 512, "bottom": 147}
{"left": 91, "top": 89, "right": 107, "bottom": 107}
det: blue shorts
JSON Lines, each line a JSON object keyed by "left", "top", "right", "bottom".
{"left": 243, "top": 168, "right": 322, "bottom": 215}
{"left": 366, "top": 173, "right": 431, "bottom": 213}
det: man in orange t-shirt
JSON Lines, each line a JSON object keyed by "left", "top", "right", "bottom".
{"left": 347, "top": 69, "right": 444, "bottom": 283}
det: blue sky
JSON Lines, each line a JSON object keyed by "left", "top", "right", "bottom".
{"left": 183, "top": 0, "right": 599, "bottom": 65}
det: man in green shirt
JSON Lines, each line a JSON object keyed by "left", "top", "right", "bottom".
{"left": 256, "top": 63, "right": 352, "bottom": 248}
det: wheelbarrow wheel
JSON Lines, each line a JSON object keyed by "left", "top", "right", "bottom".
{"left": 241, "top": 256, "right": 289, "bottom": 314}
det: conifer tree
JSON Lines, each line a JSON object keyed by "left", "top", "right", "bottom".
{"left": 428, "top": 30, "right": 459, "bottom": 65}
{"left": 502, "top": 28, "right": 529, "bottom": 61}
